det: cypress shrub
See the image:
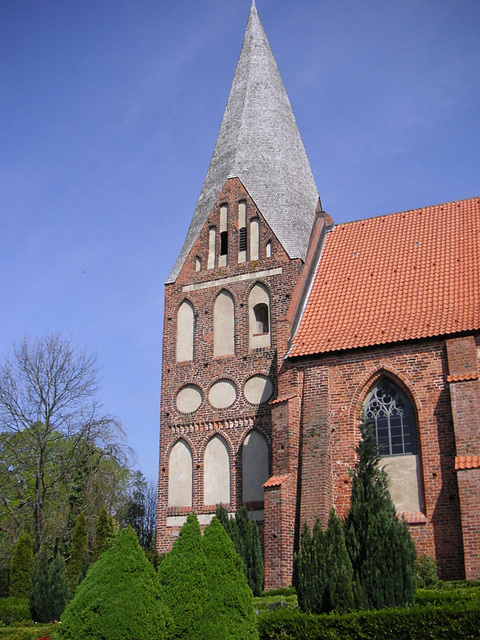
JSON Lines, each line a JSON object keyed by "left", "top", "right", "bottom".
{"left": 324, "top": 509, "right": 354, "bottom": 613}
{"left": 67, "top": 512, "right": 88, "bottom": 598}
{"left": 345, "top": 419, "right": 416, "bottom": 609}
{"left": 9, "top": 532, "right": 34, "bottom": 598}
{"left": 29, "top": 550, "right": 68, "bottom": 622}
{"left": 216, "top": 504, "right": 264, "bottom": 595}
{"left": 202, "top": 517, "right": 258, "bottom": 639}
{"left": 157, "top": 513, "right": 209, "bottom": 639}
{"left": 93, "top": 505, "right": 110, "bottom": 560}
{"left": 57, "top": 527, "right": 171, "bottom": 640}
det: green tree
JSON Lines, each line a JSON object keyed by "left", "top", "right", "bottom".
{"left": 293, "top": 519, "right": 328, "bottom": 613}
{"left": 158, "top": 513, "right": 209, "bottom": 639}
{"left": 0, "top": 334, "right": 130, "bottom": 551}
{"left": 216, "top": 504, "right": 264, "bottom": 595}
{"left": 345, "top": 419, "right": 416, "bottom": 609}
{"left": 202, "top": 517, "right": 258, "bottom": 639}
{"left": 9, "top": 530, "right": 34, "bottom": 597}
{"left": 57, "top": 527, "right": 171, "bottom": 640}
{"left": 324, "top": 509, "right": 354, "bottom": 612}
{"left": 122, "top": 471, "right": 157, "bottom": 551}
{"left": 67, "top": 512, "right": 88, "bottom": 598}
{"left": 29, "top": 549, "right": 68, "bottom": 622}
{"left": 93, "top": 506, "right": 111, "bottom": 560}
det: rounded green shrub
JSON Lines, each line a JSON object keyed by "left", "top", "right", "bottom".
{"left": 57, "top": 527, "right": 171, "bottom": 640}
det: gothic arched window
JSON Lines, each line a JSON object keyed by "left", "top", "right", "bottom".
{"left": 364, "top": 378, "right": 416, "bottom": 456}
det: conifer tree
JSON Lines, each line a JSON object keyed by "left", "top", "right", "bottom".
{"left": 30, "top": 550, "right": 68, "bottom": 622}
{"left": 157, "top": 513, "right": 209, "bottom": 639}
{"left": 293, "top": 519, "right": 328, "bottom": 613}
{"left": 324, "top": 509, "right": 354, "bottom": 612}
{"left": 93, "top": 506, "right": 110, "bottom": 560}
{"left": 57, "top": 527, "right": 171, "bottom": 640}
{"left": 216, "top": 504, "right": 264, "bottom": 595}
{"left": 202, "top": 517, "right": 258, "bottom": 639}
{"left": 345, "top": 419, "right": 416, "bottom": 609}
{"left": 67, "top": 512, "right": 88, "bottom": 598}
{"left": 9, "top": 531, "right": 34, "bottom": 597}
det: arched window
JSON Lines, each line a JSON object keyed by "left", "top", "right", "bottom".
{"left": 176, "top": 300, "right": 194, "bottom": 362}
{"left": 219, "top": 204, "right": 228, "bottom": 266}
{"left": 168, "top": 440, "right": 193, "bottom": 507}
{"left": 214, "top": 290, "right": 235, "bottom": 356}
{"left": 248, "top": 283, "right": 270, "bottom": 349}
{"left": 208, "top": 227, "right": 216, "bottom": 270}
{"left": 242, "top": 431, "right": 269, "bottom": 505}
{"left": 364, "top": 378, "right": 416, "bottom": 456}
{"left": 204, "top": 435, "right": 230, "bottom": 506}
{"left": 363, "top": 378, "right": 422, "bottom": 513}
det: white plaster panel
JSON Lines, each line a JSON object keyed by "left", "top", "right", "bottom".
{"left": 381, "top": 453, "right": 422, "bottom": 513}
{"left": 214, "top": 291, "right": 235, "bottom": 356}
{"left": 176, "top": 384, "right": 202, "bottom": 414}
{"left": 244, "top": 375, "right": 273, "bottom": 405}
{"left": 168, "top": 440, "right": 193, "bottom": 507}
{"left": 176, "top": 300, "right": 194, "bottom": 362}
{"left": 209, "top": 379, "right": 237, "bottom": 409}
{"left": 242, "top": 431, "right": 269, "bottom": 502}
{"left": 204, "top": 435, "right": 230, "bottom": 505}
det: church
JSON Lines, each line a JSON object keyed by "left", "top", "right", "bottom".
{"left": 156, "top": 3, "right": 480, "bottom": 589}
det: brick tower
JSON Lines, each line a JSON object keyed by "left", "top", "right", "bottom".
{"left": 156, "top": 3, "right": 320, "bottom": 585}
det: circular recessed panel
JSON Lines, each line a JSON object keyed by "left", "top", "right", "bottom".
{"left": 176, "top": 384, "right": 202, "bottom": 414}
{"left": 244, "top": 375, "right": 273, "bottom": 405}
{"left": 209, "top": 379, "right": 237, "bottom": 409}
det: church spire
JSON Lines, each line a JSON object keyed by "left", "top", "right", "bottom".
{"left": 168, "top": 5, "right": 320, "bottom": 283}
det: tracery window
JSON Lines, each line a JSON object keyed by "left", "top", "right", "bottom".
{"left": 364, "top": 379, "right": 416, "bottom": 456}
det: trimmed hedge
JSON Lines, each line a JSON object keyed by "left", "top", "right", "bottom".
{"left": 0, "top": 622, "right": 57, "bottom": 640}
{"left": 257, "top": 595, "right": 480, "bottom": 640}
{"left": 0, "top": 599, "right": 31, "bottom": 626}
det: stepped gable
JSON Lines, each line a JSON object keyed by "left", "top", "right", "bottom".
{"left": 167, "top": 4, "right": 320, "bottom": 283}
{"left": 289, "top": 197, "right": 480, "bottom": 357}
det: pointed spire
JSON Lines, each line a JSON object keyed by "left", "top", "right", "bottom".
{"left": 168, "top": 5, "right": 320, "bottom": 283}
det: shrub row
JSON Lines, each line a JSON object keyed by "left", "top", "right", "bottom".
{"left": 0, "top": 599, "right": 30, "bottom": 626}
{"left": 0, "top": 622, "right": 57, "bottom": 640}
{"left": 257, "top": 596, "right": 480, "bottom": 640}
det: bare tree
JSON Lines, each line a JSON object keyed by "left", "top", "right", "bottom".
{"left": 0, "top": 334, "right": 130, "bottom": 550}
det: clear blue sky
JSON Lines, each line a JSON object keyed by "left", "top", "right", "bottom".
{"left": 1, "top": 1, "right": 479, "bottom": 482}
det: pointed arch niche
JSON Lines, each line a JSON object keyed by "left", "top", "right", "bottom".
{"left": 248, "top": 282, "right": 270, "bottom": 349}
{"left": 363, "top": 377, "right": 423, "bottom": 513}
{"left": 168, "top": 439, "right": 193, "bottom": 508}
{"left": 204, "top": 435, "right": 230, "bottom": 506}
{"left": 242, "top": 430, "right": 269, "bottom": 505}
{"left": 176, "top": 300, "right": 194, "bottom": 362}
{"left": 214, "top": 290, "right": 235, "bottom": 356}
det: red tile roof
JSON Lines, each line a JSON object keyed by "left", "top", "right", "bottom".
{"left": 455, "top": 455, "right": 480, "bottom": 470}
{"left": 263, "top": 474, "right": 290, "bottom": 488}
{"left": 289, "top": 197, "right": 480, "bottom": 357}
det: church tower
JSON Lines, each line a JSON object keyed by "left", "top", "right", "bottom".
{"left": 157, "top": 3, "right": 321, "bottom": 586}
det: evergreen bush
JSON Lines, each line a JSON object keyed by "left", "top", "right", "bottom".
{"left": 66, "top": 512, "right": 88, "bottom": 598}
{"left": 157, "top": 513, "right": 209, "bottom": 639}
{"left": 216, "top": 504, "right": 264, "bottom": 595}
{"left": 57, "top": 527, "right": 171, "bottom": 640}
{"left": 345, "top": 419, "right": 416, "bottom": 610}
{"left": 416, "top": 553, "right": 439, "bottom": 589}
{"left": 202, "top": 517, "right": 258, "bottom": 639}
{"left": 9, "top": 532, "right": 34, "bottom": 598}
{"left": 29, "top": 550, "right": 68, "bottom": 623}
{"left": 93, "top": 506, "right": 111, "bottom": 560}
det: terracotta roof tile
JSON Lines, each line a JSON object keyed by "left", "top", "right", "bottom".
{"left": 289, "top": 197, "right": 480, "bottom": 357}
{"left": 455, "top": 455, "right": 480, "bottom": 470}
{"left": 447, "top": 372, "right": 479, "bottom": 383}
{"left": 263, "top": 474, "right": 290, "bottom": 488}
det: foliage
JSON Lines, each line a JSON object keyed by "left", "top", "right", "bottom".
{"left": 66, "top": 512, "right": 88, "bottom": 598}
{"left": 9, "top": 533, "right": 33, "bottom": 598}
{"left": 57, "top": 527, "right": 171, "bottom": 640}
{"left": 415, "top": 553, "right": 440, "bottom": 589}
{"left": 344, "top": 419, "right": 416, "bottom": 610}
{"left": 216, "top": 504, "right": 264, "bottom": 595}
{"left": 158, "top": 513, "right": 209, "bottom": 639}
{"left": 293, "top": 510, "right": 354, "bottom": 614}
{"left": 0, "top": 598, "right": 31, "bottom": 626}
{"left": 0, "top": 621, "right": 58, "bottom": 640}
{"left": 202, "top": 517, "right": 258, "bottom": 639}
{"left": 257, "top": 589, "right": 480, "bottom": 640}
{"left": 29, "top": 549, "right": 68, "bottom": 623}
{"left": 0, "top": 334, "right": 130, "bottom": 552}
{"left": 92, "top": 506, "right": 111, "bottom": 560}
{"left": 122, "top": 471, "right": 157, "bottom": 551}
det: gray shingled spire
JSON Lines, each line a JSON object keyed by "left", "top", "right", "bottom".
{"left": 167, "top": 4, "right": 320, "bottom": 283}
